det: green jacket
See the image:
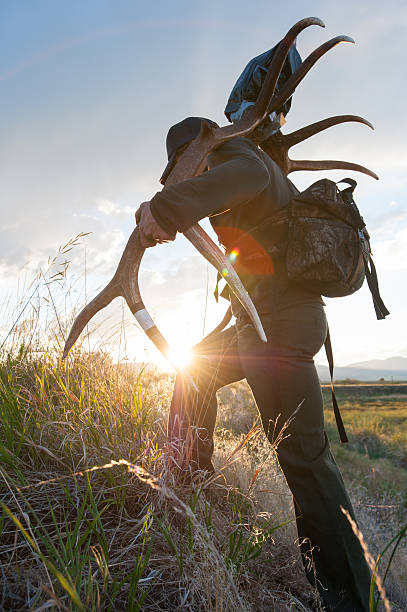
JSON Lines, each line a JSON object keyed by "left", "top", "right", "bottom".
{"left": 150, "top": 137, "right": 297, "bottom": 235}
{"left": 150, "top": 137, "right": 322, "bottom": 316}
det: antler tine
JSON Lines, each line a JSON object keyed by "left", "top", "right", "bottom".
{"left": 289, "top": 159, "right": 379, "bottom": 180}
{"left": 62, "top": 279, "right": 120, "bottom": 359}
{"left": 199, "top": 306, "right": 233, "bottom": 344}
{"left": 183, "top": 224, "right": 267, "bottom": 342}
{"left": 262, "top": 115, "right": 378, "bottom": 179}
{"left": 283, "top": 115, "right": 374, "bottom": 149}
{"left": 213, "top": 17, "right": 325, "bottom": 142}
{"left": 62, "top": 227, "right": 145, "bottom": 360}
{"left": 269, "top": 35, "right": 355, "bottom": 116}
{"left": 167, "top": 17, "right": 326, "bottom": 187}
{"left": 64, "top": 226, "right": 201, "bottom": 389}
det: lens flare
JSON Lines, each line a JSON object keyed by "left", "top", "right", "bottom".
{"left": 228, "top": 248, "right": 240, "bottom": 263}
{"left": 168, "top": 344, "right": 193, "bottom": 370}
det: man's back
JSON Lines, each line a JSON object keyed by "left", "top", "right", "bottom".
{"left": 150, "top": 136, "right": 297, "bottom": 237}
{"left": 208, "top": 137, "right": 299, "bottom": 231}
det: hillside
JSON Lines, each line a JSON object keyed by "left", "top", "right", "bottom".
{"left": 1, "top": 351, "right": 406, "bottom": 610}
{"left": 316, "top": 356, "right": 407, "bottom": 382}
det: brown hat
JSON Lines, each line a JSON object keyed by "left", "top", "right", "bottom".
{"left": 160, "top": 116, "right": 218, "bottom": 184}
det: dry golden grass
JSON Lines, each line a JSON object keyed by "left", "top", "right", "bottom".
{"left": 0, "top": 350, "right": 320, "bottom": 611}
{"left": 1, "top": 252, "right": 405, "bottom": 610}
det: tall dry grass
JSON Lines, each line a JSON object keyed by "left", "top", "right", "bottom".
{"left": 0, "top": 347, "right": 318, "bottom": 611}
{"left": 0, "top": 246, "right": 406, "bottom": 610}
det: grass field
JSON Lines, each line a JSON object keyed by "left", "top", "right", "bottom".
{"left": 1, "top": 345, "right": 406, "bottom": 611}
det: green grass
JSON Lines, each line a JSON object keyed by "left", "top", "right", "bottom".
{"left": 0, "top": 348, "right": 315, "bottom": 611}
{"left": 320, "top": 385, "right": 407, "bottom": 610}
{"left": 2, "top": 241, "right": 406, "bottom": 609}
{"left": 322, "top": 386, "right": 407, "bottom": 503}
{"left": 0, "top": 338, "right": 406, "bottom": 610}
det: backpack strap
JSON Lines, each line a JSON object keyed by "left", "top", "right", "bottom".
{"left": 360, "top": 246, "right": 390, "bottom": 320}
{"left": 324, "top": 326, "right": 348, "bottom": 443}
{"left": 338, "top": 178, "right": 390, "bottom": 321}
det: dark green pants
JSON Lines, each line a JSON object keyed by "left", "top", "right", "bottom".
{"left": 168, "top": 301, "right": 371, "bottom": 611}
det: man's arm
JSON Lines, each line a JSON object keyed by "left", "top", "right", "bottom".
{"left": 138, "top": 138, "right": 270, "bottom": 245}
{"left": 135, "top": 202, "right": 175, "bottom": 247}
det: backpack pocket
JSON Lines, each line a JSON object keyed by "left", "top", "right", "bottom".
{"left": 286, "top": 213, "right": 365, "bottom": 297}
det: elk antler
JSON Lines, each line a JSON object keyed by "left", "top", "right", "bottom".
{"left": 268, "top": 35, "right": 356, "bottom": 117}
{"left": 64, "top": 17, "right": 377, "bottom": 377}
{"left": 258, "top": 36, "right": 378, "bottom": 178}
{"left": 193, "top": 32, "right": 378, "bottom": 340}
{"left": 261, "top": 115, "right": 378, "bottom": 179}
{"left": 63, "top": 17, "right": 325, "bottom": 370}
{"left": 165, "top": 17, "right": 325, "bottom": 185}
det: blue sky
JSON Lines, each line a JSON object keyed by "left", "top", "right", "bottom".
{"left": 1, "top": 1, "right": 406, "bottom": 366}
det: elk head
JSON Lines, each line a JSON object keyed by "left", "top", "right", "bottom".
{"left": 63, "top": 17, "right": 377, "bottom": 384}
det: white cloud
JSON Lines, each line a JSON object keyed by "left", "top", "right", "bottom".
{"left": 370, "top": 207, "right": 407, "bottom": 234}
{"left": 374, "top": 227, "right": 407, "bottom": 271}
{"left": 367, "top": 199, "right": 407, "bottom": 270}
{"left": 97, "top": 199, "right": 134, "bottom": 216}
{"left": 85, "top": 229, "right": 126, "bottom": 271}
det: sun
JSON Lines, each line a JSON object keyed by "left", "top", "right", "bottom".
{"left": 167, "top": 343, "right": 193, "bottom": 370}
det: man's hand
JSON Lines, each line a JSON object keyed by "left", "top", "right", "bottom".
{"left": 135, "top": 201, "right": 175, "bottom": 248}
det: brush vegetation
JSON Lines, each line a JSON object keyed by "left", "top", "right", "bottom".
{"left": 0, "top": 348, "right": 406, "bottom": 611}
{"left": 0, "top": 254, "right": 406, "bottom": 610}
{"left": 0, "top": 348, "right": 314, "bottom": 611}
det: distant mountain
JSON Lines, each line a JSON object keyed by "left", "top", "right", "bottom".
{"left": 316, "top": 356, "right": 407, "bottom": 382}
{"left": 346, "top": 356, "right": 407, "bottom": 371}
{"left": 124, "top": 357, "right": 407, "bottom": 383}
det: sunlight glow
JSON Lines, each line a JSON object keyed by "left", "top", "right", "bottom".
{"left": 167, "top": 344, "right": 193, "bottom": 370}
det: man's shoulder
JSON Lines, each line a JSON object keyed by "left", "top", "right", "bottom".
{"left": 208, "top": 137, "right": 299, "bottom": 198}
{"left": 208, "top": 136, "right": 264, "bottom": 168}
{"left": 217, "top": 136, "right": 261, "bottom": 156}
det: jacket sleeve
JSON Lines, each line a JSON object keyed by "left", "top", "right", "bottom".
{"left": 149, "top": 138, "right": 270, "bottom": 236}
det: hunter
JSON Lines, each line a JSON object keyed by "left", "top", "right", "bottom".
{"left": 135, "top": 113, "right": 372, "bottom": 611}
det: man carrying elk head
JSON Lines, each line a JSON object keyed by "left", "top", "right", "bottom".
{"left": 64, "top": 18, "right": 381, "bottom": 612}
{"left": 136, "top": 26, "right": 373, "bottom": 612}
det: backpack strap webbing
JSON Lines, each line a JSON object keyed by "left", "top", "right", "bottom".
{"left": 338, "top": 178, "right": 390, "bottom": 321}
{"left": 324, "top": 326, "right": 348, "bottom": 443}
{"left": 362, "top": 254, "right": 390, "bottom": 320}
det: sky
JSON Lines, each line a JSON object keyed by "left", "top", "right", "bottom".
{"left": 1, "top": 0, "right": 406, "bottom": 368}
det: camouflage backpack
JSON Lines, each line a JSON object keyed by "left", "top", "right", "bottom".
{"left": 282, "top": 177, "right": 390, "bottom": 442}
{"left": 284, "top": 177, "right": 389, "bottom": 320}
{"left": 215, "top": 177, "right": 389, "bottom": 443}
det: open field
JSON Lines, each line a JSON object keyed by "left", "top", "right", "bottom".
{"left": 1, "top": 349, "right": 406, "bottom": 611}
{"left": 320, "top": 384, "right": 407, "bottom": 513}
{"left": 322, "top": 384, "right": 407, "bottom": 608}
